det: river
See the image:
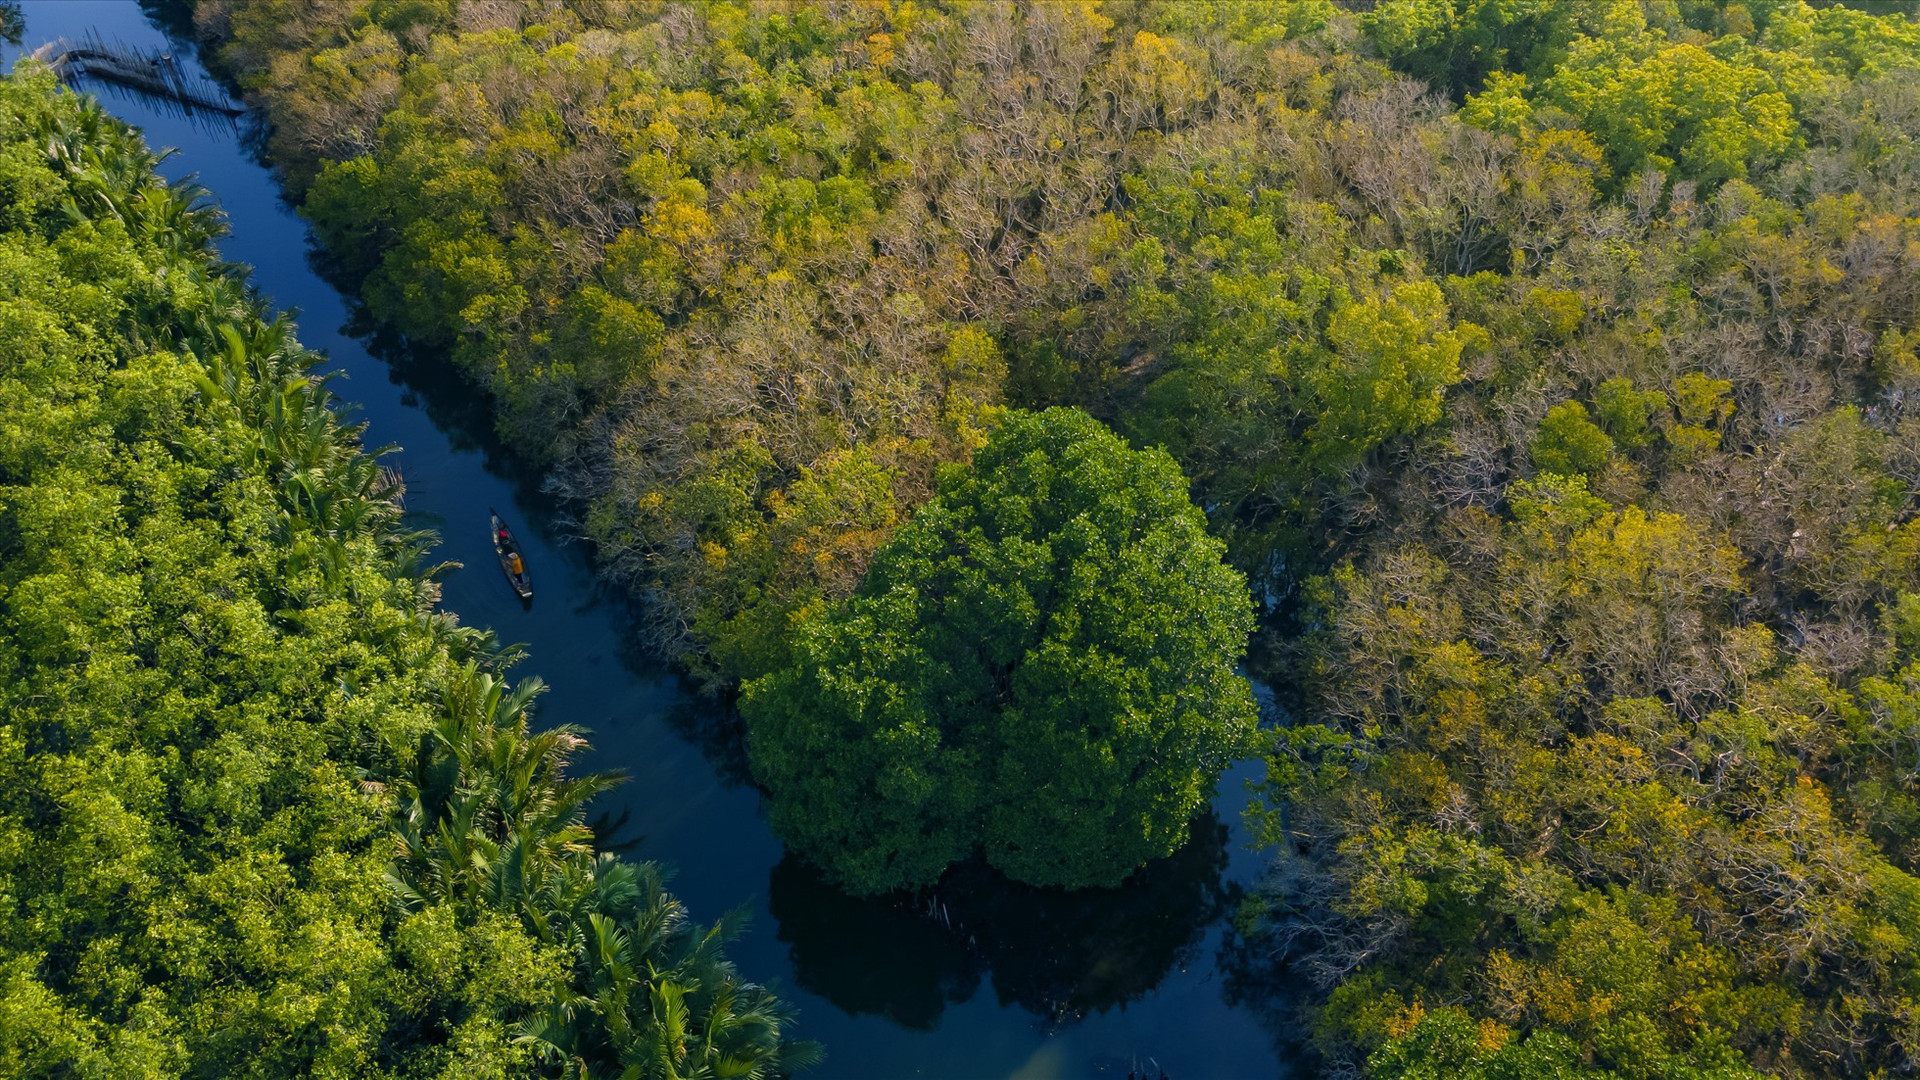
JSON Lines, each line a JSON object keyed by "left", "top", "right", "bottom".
{"left": 4, "top": 5, "right": 1290, "bottom": 1076}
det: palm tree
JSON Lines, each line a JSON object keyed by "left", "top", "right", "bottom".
{"left": 515, "top": 855, "right": 824, "bottom": 1080}
{"left": 385, "top": 664, "right": 819, "bottom": 1078}
{"left": 387, "top": 663, "right": 624, "bottom": 923}
{"left": 188, "top": 317, "right": 439, "bottom": 590}
{"left": 24, "top": 77, "right": 818, "bottom": 1075}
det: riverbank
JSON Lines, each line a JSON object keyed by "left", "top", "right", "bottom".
{"left": 2, "top": 5, "right": 1288, "bottom": 1077}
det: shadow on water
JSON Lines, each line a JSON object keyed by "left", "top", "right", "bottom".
{"left": 771, "top": 813, "right": 1241, "bottom": 1031}
{"left": 134, "top": 0, "right": 192, "bottom": 43}
{"left": 135, "top": 0, "right": 281, "bottom": 167}
{"left": 647, "top": 685, "right": 758, "bottom": 790}
{"left": 5, "top": 2, "right": 1298, "bottom": 1071}
{"left": 349, "top": 296, "right": 775, "bottom": 795}
{"left": 345, "top": 314, "right": 536, "bottom": 491}
{"left": 585, "top": 803, "right": 646, "bottom": 858}
{"left": 1211, "top": 865, "right": 1339, "bottom": 1080}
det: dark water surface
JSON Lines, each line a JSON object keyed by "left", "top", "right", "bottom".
{"left": 5, "top": 5, "right": 1288, "bottom": 1075}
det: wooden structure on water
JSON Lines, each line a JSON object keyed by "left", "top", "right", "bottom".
{"left": 30, "top": 32, "right": 244, "bottom": 121}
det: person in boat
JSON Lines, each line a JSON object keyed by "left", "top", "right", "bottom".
{"left": 509, "top": 552, "right": 523, "bottom": 577}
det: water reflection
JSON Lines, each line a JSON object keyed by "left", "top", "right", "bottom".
{"left": 1215, "top": 896, "right": 1326, "bottom": 1077}
{"left": 658, "top": 696, "right": 757, "bottom": 788}
{"left": 771, "top": 814, "right": 1240, "bottom": 1031}
{"left": 769, "top": 855, "right": 982, "bottom": 1030}
{"left": 347, "top": 315, "right": 520, "bottom": 471}
{"left": 350, "top": 294, "right": 772, "bottom": 796}
{"left": 3, "top": 2, "right": 1291, "bottom": 1071}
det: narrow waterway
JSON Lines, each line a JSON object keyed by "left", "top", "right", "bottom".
{"left": 5, "top": 5, "right": 1290, "bottom": 1076}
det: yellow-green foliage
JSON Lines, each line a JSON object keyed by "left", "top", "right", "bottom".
{"left": 199, "top": 0, "right": 1475, "bottom": 670}
{"left": 0, "top": 70, "right": 811, "bottom": 1079}
{"left": 185, "top": 2, "right": 1920, "bottom": 1076}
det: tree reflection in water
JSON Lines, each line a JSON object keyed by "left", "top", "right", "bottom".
{"left": 769, "top": 813, "right": 1238, "bottom": 1030}
{"left": 1214, "top": 913, "right": 1322, "bottom": 1074}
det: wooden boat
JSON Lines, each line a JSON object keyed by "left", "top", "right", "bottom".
{"left": 490, "top": 509, "right": 533, "bottom": 600}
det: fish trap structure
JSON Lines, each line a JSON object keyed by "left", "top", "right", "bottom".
{"left": 30, "top": 31, "right": 244, "bottom": 125}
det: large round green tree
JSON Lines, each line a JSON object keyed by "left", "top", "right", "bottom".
{"left": 741, "top": 407, "right": 1259, "bottom": 894}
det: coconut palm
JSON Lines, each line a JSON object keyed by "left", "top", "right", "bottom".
{"left": 515, "top": 855, "right": 824, "bottom": 1080}
{"left": 384, "top": 664, "right": 818, "bottom": 1078}
{"left": 387, "top": 663, "right": 624, "bottom": 923}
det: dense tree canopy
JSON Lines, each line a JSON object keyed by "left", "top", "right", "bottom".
{"left": 0, "top": 68, "right": 812, "bottom": 1078}
{"left": 741, "top": 408, "right": 1258, "bottom": 894}
{"left": 1238, "top": 5, "right": 1920, "bottom": 1077}
{"left": 150, "top": 0, "right": 1920, "bottom": 1075}
{"left": 186, "top": 0, "right": 1486, "bottom": 670}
